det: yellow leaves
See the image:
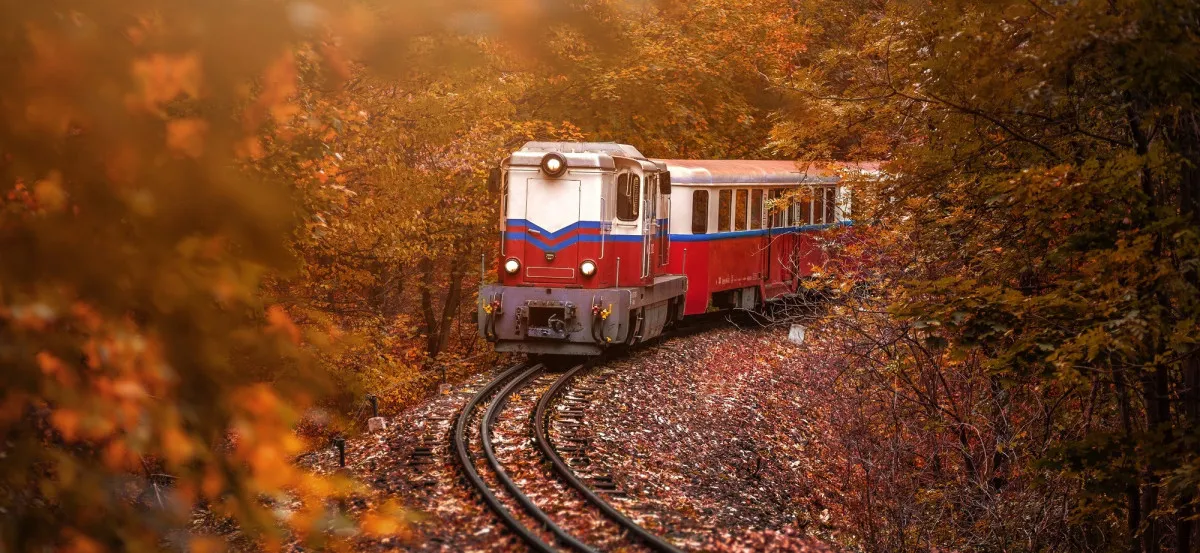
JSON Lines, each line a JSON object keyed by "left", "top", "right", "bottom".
{"left": 166, "top": 118, "right": 209, "bottom": 158}
{"left": 359, "top": 512, "right": 405, "bottom": 537}
{"left": 24, "top": 25, "right": 77, "bottom": 85}
{"left": 101, "top": 440, "right": 138, "bottom": 471}
{"left": 245, "top": 51, "right": 300, "bottom": 130}
{"left": 104, "top": 142, "right": 141, "bottom": 187}
{"left": 34, "top": 171, "right": 67, "bottom": 211}
{"left": 71, "top": 303, "right": 104, "bottom": 333}
{"left": 9, "top": 302, "right": 58, "bottom": 331}
{"left": 0, "top": 392, "right": 29, "bottom": 426}
{"left": 62, "top": 532, "right": 103, "bottom": 553}
{"left": 359, "top": 502, "right": 413, "bottom": 540}
{"left": 250, "top": 446, "right": 293, "bottom": 492}
{"left": 202, "top": 467, "right": 225, "bottom": 501}
{"left": 161, "top": 426, "right": 196, "bottom": 465}
{"left": 189, "top": 537, "right": 227, "bottom": 553}
{"left": 130, "top": 52, "right": 203, "bottom": 113}
{"left": 51, "top": 409, "right": 82, "bottom": 441}
{"left": 267, "top": 305, "right": 302, "bottom": 345}
{"left": 19, "top": 26, "right": 85, "bottom": 136}
{"left": 235, "top": 136, "right": 266, "bottom": 160}
{"left": 111, "top": 378, "right": 147, "bottom": 400}
{"left": 2, "top": 4, "right": 386, "bottom": 552}
{"left": 37, "top": 351, "right": 76, "bottom": 386}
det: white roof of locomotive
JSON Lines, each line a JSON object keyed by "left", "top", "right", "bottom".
{"left": 520, "top": 141, "right": 646, "bottom": 158}
{"left": 508, "top": 142, "right": 662, "bottom": 172}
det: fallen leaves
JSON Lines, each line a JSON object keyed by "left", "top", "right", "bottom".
{"left": 273, "top": 325, "right": 846, "bottom": 551}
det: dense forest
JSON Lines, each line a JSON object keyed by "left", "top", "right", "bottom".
{"left": 2, "top": 0, "right": 1198, "bottom": 551}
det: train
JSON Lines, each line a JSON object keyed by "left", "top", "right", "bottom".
{"left": 477, "top": 141, "right": 873, "bottom": 356}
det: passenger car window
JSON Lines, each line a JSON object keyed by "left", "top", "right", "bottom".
{"left": 718, "top": 190, "right": 732, "bottom": 232}
{"left": 767, "top": 190, "right": 779, "bottom": 228}
{"left": 691, "top": 190, "right": 709, "bottom": 234}
{"left": 735, "top": 189, "right": 748, "bottom": 231}
{"left": 812, "top": 186, "right": 824, "bottom": 224}
{"left": 825, "top": 187, "right": 837, "bottom": 223}
{"left": 795, "top": 187, "right": 814, "bottom": 225}
{"left": 777, "top": 187, "right": 787, "bottom": 226}
{"left": 751, "top": 189, "right": 763, "bottom": 230}
{"left": 617, "top": 173, "right": 640, "bottom": 221}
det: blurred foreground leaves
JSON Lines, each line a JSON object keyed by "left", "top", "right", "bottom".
{"left": 0, "top": 0, "right": 809, "bottom": 550}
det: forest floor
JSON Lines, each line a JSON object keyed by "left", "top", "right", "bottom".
{"left": 208, "top": 323, "right": 848, "bottom": 552}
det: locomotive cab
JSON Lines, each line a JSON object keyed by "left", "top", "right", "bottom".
{"left": 479, "top": 142, "right": 688, "bottom": 355}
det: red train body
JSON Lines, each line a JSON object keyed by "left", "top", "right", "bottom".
{"left": 478, "top": 142, "right": 873, "bottom": 355}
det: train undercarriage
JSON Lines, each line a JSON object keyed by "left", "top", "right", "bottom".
{"left": 478, "top": 276, "right": 687, "bottom": 356}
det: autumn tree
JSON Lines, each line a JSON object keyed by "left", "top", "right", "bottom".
{"left": 269, "top": 0, "right": 811, "bottom": 408}
{"left": 0, "top": 0, "right": 590, "bottom": 549}
{"left": 777, "top": 0, "right": 1200, "bottom": 551}
{"left": 0, "top": 1, "right": 378, "bottom": 550}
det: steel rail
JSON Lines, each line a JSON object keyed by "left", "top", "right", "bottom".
{"left": 481, "top": 364, "right": 599, "bottom": 553}
{"left": 534, "top": 362, "right": 685, "bottom": 553}
{"left": 452, "top": 363, "right": 560, "bottom": 553}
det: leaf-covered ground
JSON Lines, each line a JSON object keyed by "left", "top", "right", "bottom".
{"left": 577, "top": 327, "right": 842, "bottom": 551}
{"left": 231, "top": 324, "right": 844, "bottom": 551}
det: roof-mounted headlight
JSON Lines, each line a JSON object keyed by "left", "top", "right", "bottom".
{"left": 541, "top": 153, "right": 568, "bottom": 178}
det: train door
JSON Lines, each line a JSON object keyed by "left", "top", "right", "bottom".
{"left": 659, "top": 177, "right": 670, "bottom": 267}
{"left": 781, "top": 189, "right": 798, "bottom": 286}
{"left": 524, "top": 177, "right": 581, "bottom": 282}
{"left": 752, "top": 188, "right": 767, "bottom": 282}
{"left": 642, "top": 173, "right": 656, "bottom": 279}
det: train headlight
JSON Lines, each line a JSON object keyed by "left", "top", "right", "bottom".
{"left": 540, "top": 153, "right": 568, "bottom": 177}
{"left": 580, "top": 260, "right": 597, "bottom": 277}
{"left": 504, "top": 258, "right": 521, "bottom": 274}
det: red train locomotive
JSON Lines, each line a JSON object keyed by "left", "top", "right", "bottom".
{"left": 478, "top": 142, "right": 869, "bottom": 355}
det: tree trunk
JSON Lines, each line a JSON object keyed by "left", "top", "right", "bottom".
{"left": 1176, "top": 107, "right": 1200, "bottom": 553}
{"left": 433, "top": 258, "right": 468, "bottom": 359}
{"left": 418, "top": 253, "right": 470, "bottom": 360}
{"left": 419, "top": 256, "right": 440, "bottom": 358}
{"left": 1116, "top": 369, "right": 1143, "bottom": 553}
{"left": 988, "top": 375, "right": 1012, "bottom": 493}
{"left": 1141, "top": 365, "right": 1170, "bottom": 553}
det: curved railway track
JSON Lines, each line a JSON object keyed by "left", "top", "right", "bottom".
{"left": 452, "top": 360, "right": 684, "bottom": 553}
{"left": 536, "top": 363, "right": 685, "bottom": 553}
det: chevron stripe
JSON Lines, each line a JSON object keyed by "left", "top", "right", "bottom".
{"left": 505, "top": 219, "right": 602, "bottom": 240}
{"left": 505, "top": 232, "right": 641, "bottom": 253}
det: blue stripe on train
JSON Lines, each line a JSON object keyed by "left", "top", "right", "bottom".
{"left": 505, "top": 232, "right": 642, "bottom": 253}
{"left": 669, "top": 221, "right": 851, "bottom": 242}
{"left": 506, "top": 220, "right": 852, "bottom": 251}
{"left": 505, "top": 219, "right": 601, "bottom": 240}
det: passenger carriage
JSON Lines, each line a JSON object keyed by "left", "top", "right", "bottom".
{"left": 478, "top": 141, "right": 863, "bottom": 356}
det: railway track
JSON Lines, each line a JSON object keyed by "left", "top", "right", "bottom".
{"left": 452, "top": 360, "right": 684, "bottom": 553}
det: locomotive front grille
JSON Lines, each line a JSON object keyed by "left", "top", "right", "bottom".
{"left": 518, "top": 300, "right": 577, "bottom": 340}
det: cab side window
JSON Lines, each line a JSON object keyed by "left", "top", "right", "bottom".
{"left": 692, "top": 190, "right": 709, "bottom": 234}
{"left": 617, "top": 173, "right": 640, "bottom": 221}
